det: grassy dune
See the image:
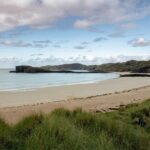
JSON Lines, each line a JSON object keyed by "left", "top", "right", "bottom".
{"left": 0, "top": 100, "right": 150, "bottom": 150}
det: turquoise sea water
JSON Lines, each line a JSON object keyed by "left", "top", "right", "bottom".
{"left": 0, "top": 69, "right": 119, "bottom": 91}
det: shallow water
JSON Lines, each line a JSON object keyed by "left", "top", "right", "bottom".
{"left": 0, "top": 69, "right": 119, "bottom": 91}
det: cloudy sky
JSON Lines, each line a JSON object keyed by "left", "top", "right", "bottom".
{"left": 0, "top": 0, "right": 150, "bottom": 68}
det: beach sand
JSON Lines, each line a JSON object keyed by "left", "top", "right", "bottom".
{"left": 0, "top": 77, "right": 150, "bottom": 124}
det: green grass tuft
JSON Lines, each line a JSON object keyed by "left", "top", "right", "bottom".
{"left": 0, "top": 100, "right": 150, "bottom": 150}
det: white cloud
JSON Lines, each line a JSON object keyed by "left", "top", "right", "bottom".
{"left": 0, "top": 40, "right": 32, "bottom": 47}
{"left": 109, "top": 22, "right": 137, "bottom": 38}
{"left": 128, "top": 38, "right": 150, "bottom": 47}
{"left": 33, "top": 40, "right": 52, "bottom": 44}
{"left": 1, "top": 0, "right": 35, "bottom": 7}
{"left": 0, "top": 55, "right": 150, "bottom": 68}
{"left": 109, "top": 32, "right": 125, "bottom": 38}
{"left": 74, "top": 46, "right": 86, "bottom": 50}
{"left": 93, "top": 37, "right": 107, "bottom": 42}
{"left": 0, "top": 0, "right": 149, "bottom": 31}
{"left": 0, "top": 39, "right": 50, "bottom": 48}
{"left": 119, "top": 23, "right": 137, "bottom": 30}
{"left": 74, "top": 20, "right": 93, "bottom": 28}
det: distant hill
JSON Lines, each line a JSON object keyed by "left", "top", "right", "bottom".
{"left": 89, "top": 60, "right": 150, "bottom": 73}
{"left": 42, "top": 63, "right": 87, "bottom": 71}
{"left": 10, "top": 64, "right": 105, "bottom": 73}
{"left": 11, "top": 60, "right": 150, "bottom": 73}
{"left": 42, "top": 60, "right": 150, "bottom": 73}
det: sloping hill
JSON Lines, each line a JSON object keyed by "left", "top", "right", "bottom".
{"left": 43, "top": 60, "right": 150, "bottom": 73}
{"left": 42, "top": 63, "right": 87, "bottom": 71}
{"left": 89, "top": 60, "right": 150, "bottom": 73}
{"left": 11, "top": 60, "right": 150, "bottom": 73}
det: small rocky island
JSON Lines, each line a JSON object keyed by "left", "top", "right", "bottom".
{"left": 10, "top": 60, "right": 150, "bottom": 75}
{"left": 10, "top": 65, "right": 106, "bottom": 73}
{"left": 10, "top": 66, "right": 75, "bottom": 73}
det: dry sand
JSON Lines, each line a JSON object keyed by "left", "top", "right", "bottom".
{"left": 0, "top": 77, "right": 150, "bottom": 124}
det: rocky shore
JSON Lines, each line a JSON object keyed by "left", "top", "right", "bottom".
{"left": 10, "top": 65, "right": 107, "bottom": 73}
{"left": 120, "top": 74, "right": 150, "bottom": 77}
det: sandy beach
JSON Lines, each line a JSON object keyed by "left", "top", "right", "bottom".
{"left": 0, "top": 77, "right": 150, "bottom": 124}
{"left": 0, "top": 77, "right": 150, "bottom": 108}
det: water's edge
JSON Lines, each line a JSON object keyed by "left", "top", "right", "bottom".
{"left": 0, "top": 69, "right": 119, "bottom": 91}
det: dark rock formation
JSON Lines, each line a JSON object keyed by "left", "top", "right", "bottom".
{"left": 16, "top": 66, "right": 31, "bottom": 72}
{"left": 10, "top": 65, "right": 106, "bottom": 73}
{"left": 11, "top": 66, "right": 51, "bottom": 73}
{"left": 10, "top": 60, "right": 150, "bottom": 74}
{"left": 10, "top": 66, "right": 76, "bottom": 73}
{"left": 120, "top": 74, "right": 150, "bottom": 77}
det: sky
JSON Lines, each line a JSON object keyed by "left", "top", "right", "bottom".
{"left": 0, "top": 0, "right": 150, "bottom": 68}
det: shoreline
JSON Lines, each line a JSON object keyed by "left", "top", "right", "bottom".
{"left": 0, "top": 76, "right": 118, "bottom": 92}
{"left": 0, "top": 71, "right": 119, "bottom": 92}
{"left": 0, "top": 77, "right": 150, "bottom": 124}
{"left": 0, "top": 77, "right": 150, "bottom": 108}
{"left": 0, "top": 85, "right": 150, "bottom": 124}
{"left": 2, "top": 85, "right": 150, "bottom": 109}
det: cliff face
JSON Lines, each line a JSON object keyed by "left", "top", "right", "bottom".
{"left": 16, "top": 66, "right": 32, "bottom": 73}
{"left": 15, "top": 66, "right": 51, "bottom": 73}
{"left": 42, "top": 63, "right": 88, "bottom": 70}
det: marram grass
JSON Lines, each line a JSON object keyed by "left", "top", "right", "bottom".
{"left": 0, "top": 100, "right": 150, "bottom": 150}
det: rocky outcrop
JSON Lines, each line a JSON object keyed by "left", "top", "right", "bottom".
{"left": 10, "top": 66, "right": 50, "bottom": 73}
{"left": 120, "top": 74, "right": 150, "bottom": 77}
{"left": 10, "top": 60, "right": 150, "bottom": 74}
{"left": 10, "top": 65, "right": 107, "bottom": 73}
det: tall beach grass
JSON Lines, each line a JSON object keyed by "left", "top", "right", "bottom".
{"left": 0, "top": 100, "right": 150, "bottom": 150}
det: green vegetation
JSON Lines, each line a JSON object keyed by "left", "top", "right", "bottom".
{"left": 13, "top": 60, "right": 150, "bottom": 73}
{"left": 88, "top": 60, "right": 150, "bottom": 73}
{"left": 0, "top": 100, "right": 150, "bottom": 150}
{"left": 43, "top": 60, "right": 150, "bottom": 73}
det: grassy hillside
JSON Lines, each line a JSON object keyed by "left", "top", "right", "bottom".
{"left": 0, "top": 100, "right": 150, "bottom": 150}
{"left": 42, "top": 63, "right": 87, "bottom": 71}
{"left": 88, "top": 60, "right": 150, "bottom": 73}
{"left": 13, "top": 60, "right": 150, "bottom": 73}
{"left": 42, "top": 60, "right": 150, "bottom": 73}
